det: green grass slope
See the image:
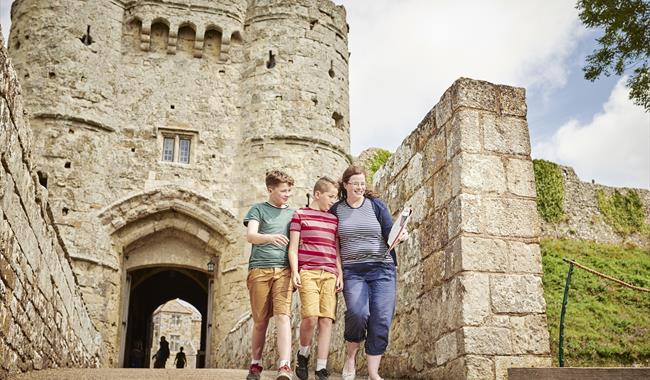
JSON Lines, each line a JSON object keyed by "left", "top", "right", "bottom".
{"left": 541, "top": 238, "right": 650, "bottom": 366}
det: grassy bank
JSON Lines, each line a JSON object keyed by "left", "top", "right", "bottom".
{"left": 541, "top": 238, "right": 650, "bottom": 366}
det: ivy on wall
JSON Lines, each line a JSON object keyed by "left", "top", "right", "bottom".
{"left": 368, "top": 149, "right": 392, "bottom": 180}
{"left": 596, "top": 189, "right": 650, "bottom": 236}
{"left": 533, "top": 159, "right": 566, "bottom": 223}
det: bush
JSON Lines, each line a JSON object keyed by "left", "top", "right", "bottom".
{"left": 368, "top": 149, "right": 392, "bottom": 180}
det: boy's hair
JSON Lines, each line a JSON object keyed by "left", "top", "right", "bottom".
{"left": 313, "top": 176, "right": 338, "bottom": 194}
{"left": 265, "top": 170, "right": 295, "bottom": 188}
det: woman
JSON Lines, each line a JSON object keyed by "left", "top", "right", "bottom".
{"left": 329, "top": 166, "right": 407, "bottom": 380}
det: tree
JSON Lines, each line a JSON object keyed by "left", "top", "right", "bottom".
{"left": 576, "top": 0, "right": 650, "bottom": 111}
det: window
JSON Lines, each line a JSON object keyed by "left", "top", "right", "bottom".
{"left": 163, "top": 137, "right": 175, "bottom": 162}
{"left": 179, "top": 138, "right": 191, "bottom": 164}
{"left": 171, "top": 314, "right": 182, "bottom": 326}
{"left": 159, "top": 130, "right": 196, "bottom": 164}
{"left": 169, "top": 334, "right": 181, "bottom": 352}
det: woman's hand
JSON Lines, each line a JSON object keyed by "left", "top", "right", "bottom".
{"left": 292, "top": 270, "right": 302, "bottom": 288}
{"left": 398, "top": 229, "right": 409, "bottom": 243}
{"left": 336, "top": 275, "right": 344, "bottom": 292}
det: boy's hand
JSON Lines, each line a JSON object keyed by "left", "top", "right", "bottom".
{"left": 336, "top": 276, "right": 343, "bottom": 292}
{"left": 267, "top": 234, "right": 289, "bottom": 246}
{"left": 398, "top": 229, "right": 409, "bottom": 243}
{"left": 292, "top": 271, "right": 302, "bottom": 288}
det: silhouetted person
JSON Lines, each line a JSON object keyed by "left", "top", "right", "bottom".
{"left": 174, "top": 346, "right": 187, "bottom": 369}
{"left": 130, "top": 340, "right": 144, "bottom": 368}
{"left": 152, "top": 336, "right": 170, "bottom": 368}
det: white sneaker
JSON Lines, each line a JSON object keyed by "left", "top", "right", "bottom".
{"left": 341, "top": 369, "right": 355, "bottom": 380}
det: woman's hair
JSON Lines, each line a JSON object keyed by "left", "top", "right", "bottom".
{"left": 338, "top": 165, "right": 379, "bottom": 200}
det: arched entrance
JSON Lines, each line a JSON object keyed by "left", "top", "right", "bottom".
{"left": 98, "top": 187, "right": 239, "bottom": 368}
{"left": 123, "top": 267, "right": 210, "bottom": 368}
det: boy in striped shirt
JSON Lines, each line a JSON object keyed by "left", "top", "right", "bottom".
{"left": 288, "top": 177, "right": 343, "bottom": 380}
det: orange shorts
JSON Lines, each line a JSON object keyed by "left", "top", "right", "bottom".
{"left": 299, "top": 269, "right": 337, "bottom": 320}
{"left": 247, "top": 267, "right": 293, "bottom": 322}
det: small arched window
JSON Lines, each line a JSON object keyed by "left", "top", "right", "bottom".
{"left": 150, "top": 20, "right": 169, "bottom": 53}
{"left": 203, "top": 28, "right": 222, "bottom": 59}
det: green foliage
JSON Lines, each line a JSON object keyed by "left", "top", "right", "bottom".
{"left": 596, "top": 189, "right": 650, "bottom": 236}
{"left": 576, "top": 0, "right": 650, "bottom": 111}
{"left": 368, "top": 149, "right": 392, "bottom": 180}
{"left": 542, "top": 238, "right": 650, "bottom": 366}
{"left": 533, "top": 159, "right": 566, "bottom": 223}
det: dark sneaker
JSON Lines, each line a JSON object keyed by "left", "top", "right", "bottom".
{"left": 315, "top": 368, "right": 329, "bottom": 380}
{"left": 295, "top": 352, "right": 309, "bottom": 380}
{"left": 277, "top": 364, "right": 294, "bottom": 380}
{"left": 247, "top": 363, "right": 263, "bottom": 380}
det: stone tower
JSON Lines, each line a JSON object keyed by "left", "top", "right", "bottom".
{"left": 8, "top": 0, "right": 350, "bottom": 367}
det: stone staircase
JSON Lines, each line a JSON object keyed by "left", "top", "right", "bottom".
{"left": 7, "top": 369, "right": 357, "bottom": 380}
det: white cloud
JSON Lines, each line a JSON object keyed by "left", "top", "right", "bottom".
{"left": 533, "top": 78, "right": 650, "bottom": 189}
{"left": 333, "top": 0, "right": 585, "bottom": 154}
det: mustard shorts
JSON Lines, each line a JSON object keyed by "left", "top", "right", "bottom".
{"left": 247, "top": 267, "right": 293, "bottom": 323}
{"left": 299, "top": 269, "right": 337, "bottom": 320}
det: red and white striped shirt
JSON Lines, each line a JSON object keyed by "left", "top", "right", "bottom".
{"left": 289, "top": 207, "right": 339, "bottom": 275}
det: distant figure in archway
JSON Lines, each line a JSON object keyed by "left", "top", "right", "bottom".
{"left": 152, "top": 336, "right": 170, "bottom": 368}
{"left": 130, "top": 340, "right": 144, "bottom": 368}
{"left": 174, "top": 346, "right": 187, "bottom": 368}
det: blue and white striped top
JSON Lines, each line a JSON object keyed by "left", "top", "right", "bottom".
{"left": 337, "top": 198, "right": 392, "bottom": 265}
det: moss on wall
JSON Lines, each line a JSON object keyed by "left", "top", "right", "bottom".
{"left": 533, "top": 159, "right": 566, "bottom": 223}
{"left": 596, "top": 189, "right": 650, "bottom": 236}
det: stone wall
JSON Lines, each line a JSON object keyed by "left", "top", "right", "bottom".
{"left": 541, "top": 165, "right": 650, "bottom": 247}
{"left": 0, "top": 29, "right": 102, "bottom": 378}
{"left": 372, "top": 78, "right": 551, "bottom": 379}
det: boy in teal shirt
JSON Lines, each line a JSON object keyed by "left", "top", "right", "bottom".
{"left": 243, "top": 170, "right": 295, "bottom": 380}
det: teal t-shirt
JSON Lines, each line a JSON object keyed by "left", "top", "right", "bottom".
{"left": 243, "top": 202, "right": 295, "bottom": 268}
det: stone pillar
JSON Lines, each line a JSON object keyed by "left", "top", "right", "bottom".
{"left": 375, "top": 78, "right": 551, "bottom": 380}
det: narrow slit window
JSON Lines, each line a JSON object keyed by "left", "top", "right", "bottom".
{"left": 179, "top": 138, "right": 191, "bottom": 164}
{"left": 163, "top": 137, "right": 175, "bottom": 161}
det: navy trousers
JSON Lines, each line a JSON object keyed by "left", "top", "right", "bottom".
{"left": 342, "top": 262, "right": 397, "bottom": 355}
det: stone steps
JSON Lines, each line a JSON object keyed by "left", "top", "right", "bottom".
{"left": 7, "top": 369, "right": 369, "bottom": 380}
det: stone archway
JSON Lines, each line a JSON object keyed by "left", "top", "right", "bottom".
{"left": 97, "top": 186, "right": 239, "bottom": 367}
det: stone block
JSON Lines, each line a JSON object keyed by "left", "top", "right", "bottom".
{"left": 421, "top": 207, "right": 448, "bottom": 255}
{"left": 498, "top": 85, "right": 527, "bottom": 117}
{"left": 461, "top": 326, "right": 513, "bottom": 355}
{"left": 423, "top": 127, "right": 447, "bottom": 180}
{"left": 506, "top": 158, "right": 536, "bottom": 197}
{"left": 435, "top": 87, "right": 454, "bottom": 128}
{"left": 433, "top": 164, "right": 452, "bottom": 208}
{"left": 422, "top": 250, "right": 446, "bottom": 293}
{"left": 510, "top": 315, "right": 551, "bottom": 355}
{"left": 458, "top": 152, "right": 507, "bottom": 193}
{"left": 451, "top": 236, "right": 509, "bottom": 273}
{"left": 490, "top": 274, "right": 546, "bottom": 313}
{"left": 483, "top": 115, "right": 531, "bottom": 156}
{"left": 466, "top": 355, "right": 495, "bottom": 380}
{"left": 459, "top": 272, "right": 491, "bottom": 325}
{"left": 448, "top": 194, "right": 482, "bottom": 238}
{"left": 509, "top": 241, "right": 543, "bottom": 274}
{"left": 483, "top": 197, "right": 540, "bottom": 238}
{"left": 494, "top": 355, "right": 551, "bottom": 380}
{"left": 447, "top": 109, "right": 481, "bottom": 159}
{"left": 435, "top": 330, "right": 459, "bottom": 365}
{"left": 452, "top": 78, "right": 498, "bottom": 113}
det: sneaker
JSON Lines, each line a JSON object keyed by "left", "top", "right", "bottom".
{"left": 277, "top": 364, "right": 294, "bottom": 380}
{"left": 295, "top": 352, "right": 309, "bottom": 380}
{"left": 247, "top": 363, "right": 263, "bottom": 380}
{"left": 315, "top": 368, "right": 329, "bottom": 380}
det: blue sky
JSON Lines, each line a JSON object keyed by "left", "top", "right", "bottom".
{"left": 1, "top": 0, "right": 648, "bottom": 189}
